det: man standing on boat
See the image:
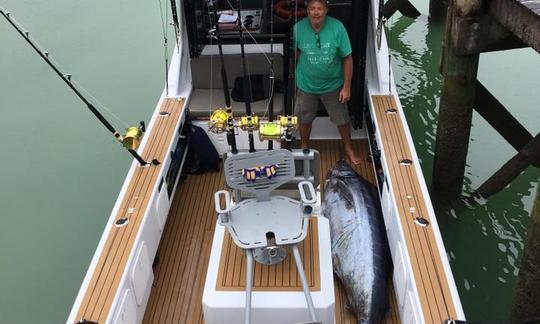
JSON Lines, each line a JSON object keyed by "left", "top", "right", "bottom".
{"left": 294, "top": 0, "right": 360, "bottom": 165}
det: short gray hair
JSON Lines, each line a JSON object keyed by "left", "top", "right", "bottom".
{"left": 306, "top": 0, "right": 328, "bottom": 9}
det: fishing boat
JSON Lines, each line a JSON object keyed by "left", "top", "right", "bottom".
{"left": 57, "top": 0, "right": 466, "bottom": 323}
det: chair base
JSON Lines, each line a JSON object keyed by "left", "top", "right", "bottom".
{"left": 203, "top": 216, "right": 336, "bottom": 324}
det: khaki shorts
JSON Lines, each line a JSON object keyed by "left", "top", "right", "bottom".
{"left": 295, "top": 88, "right": 350, "bottom": 126}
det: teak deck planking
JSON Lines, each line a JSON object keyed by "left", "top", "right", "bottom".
{"left": 74, "top": 98, "right": 185, "bottom": 323}
{"left": 372, "top": 95, "right": 458, "bottom": 323}
{"left": 216, "top": 217, "right": 321, "bottom": 292}
{"left": 143, "top": 139, "right": 400, "bottom": 324}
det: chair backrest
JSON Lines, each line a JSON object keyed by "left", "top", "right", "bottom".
{"left": 224, "top": 149, "right": 295, "bottom": 201}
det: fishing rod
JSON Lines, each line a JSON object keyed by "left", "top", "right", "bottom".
{"left": 209, "top": 0, "right": 238, "bottom": 154}
{"left": 0, "top": 8, "right": 156, "bottom": 166}
{"left": 267, "top": 0, "right": 275, "bottom": 151}
{"left": 169, "top": 0, "right": 181, "bottom": 51}
{"left": 376, "top": 0, "right": 385, "bottom": 50}
{"left": 237, "top": 0, "right": 256, "bottom": 153}
{"left": 284, "top": 0, "right": 301, "bottom": 150}
{"left": 158, "top": 0, "right": 170, "bottom": 96}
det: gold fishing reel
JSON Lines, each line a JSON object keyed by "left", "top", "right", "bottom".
{"left": 258, "top": 115, "right": 298, "bottom": 141}
{"left": 121, "top": 122, "right": 145, "bottom": 150}
{"left": 238, "top": 115, "right": 259, "bottom": 132}
{"left": 208, "top": 108, "right": 231, "bottom": 134}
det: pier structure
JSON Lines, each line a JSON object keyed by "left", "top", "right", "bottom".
{"left": 432, "top": 0, "right": 540, "bottom": 198}
{"left": 510, "top": 185, "right": 540, "bottom": 320}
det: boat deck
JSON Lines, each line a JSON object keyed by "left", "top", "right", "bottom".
{"left": 142, "top": 139, "right": 401, "bottom": 324}
{"left": 73, "top": 98, "right": 185, "bottom": 323}
{"left": 371, "top": 95, "right": 459, "bottom": 323}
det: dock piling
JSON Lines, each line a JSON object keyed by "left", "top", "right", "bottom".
{"left": 475, "top": 134, "right": 540, "bottom": 198}
{"left": 510, "top": 184, "right": 540, "bottom": 320}
{"left": 432, "top": 0, "right": 540, "bottom": 198}
{"left": 432, "top": 0, "right": 481, "bottom": 197}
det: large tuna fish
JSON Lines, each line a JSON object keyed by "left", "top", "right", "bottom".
{"left": 323, "top": 161, "right": 391, "bottom": 324}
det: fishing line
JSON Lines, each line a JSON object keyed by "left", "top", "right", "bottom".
{"left": 291, "top": 0, "right": 300, "bottom": 117}
{"left": 0, "top": 14, "right": 129, "bottom": 127}
{"left": 205, "top": 1, "right": 215, "bottom": 115}
{"left": 0, "top": 8, "right": 154, "bottom": 165}
{"left": 224, "top": 0, "right": 255, "bottom": 108}
{"left": 234, "top": 26, "right": 277, "bottom": 119}
{"left": 387, "top": 4, "right": 394, "bottom": 94}
{"left": 224, "top": 0, "right": 276, "bottom": 119}
{"left": 69, "top": 79, "right": 129, "bottom": 128}
{"left": 40, "top": 54, "right": 131, "bottom": 128}
{"left": 157, "top": 0, "right": 170, "bottom": 96}
{"left": 269, "top": 0, "right": 276, "bottom": 122}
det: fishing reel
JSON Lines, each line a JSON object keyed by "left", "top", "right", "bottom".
{"left": 259, "top": 115, "right": 297, "bottom": 141}
{"left": 208, "top": 108, "right": 232, "bottom": 134}
{"left": 121, "top": 121, "right": 146, "bottom": 150}
{"left": 238, "top": 115, "right": 259, "bottom": 132}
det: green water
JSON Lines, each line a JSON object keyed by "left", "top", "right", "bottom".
{"left": 0, "top": 1, "right": 168, "bottom": 323}
{"left": 387, "top": 11, "right": 540, "bottom": 322}
{"left": 0, "top": 1, "right": 538, "bottom": 323}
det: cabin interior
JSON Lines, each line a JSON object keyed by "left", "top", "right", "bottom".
{"left": 185, "top": 0, "right": 368, "bottom": 127}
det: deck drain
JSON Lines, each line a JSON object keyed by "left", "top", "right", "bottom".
{"left": 114, "top": 218, "right": 129, "bottom": 227}
{"left": 386, "top": 108, "right": 398, "bottom": 114}
{"left": 414, "top": 217, "right": 429, "bottom": 227}
{"left": 399, "top": 159, "right": 413, "bottom": 165}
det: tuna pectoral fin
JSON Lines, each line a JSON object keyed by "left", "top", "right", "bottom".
{"left": 383, "top": 0, "right": 421, "bottom": 19}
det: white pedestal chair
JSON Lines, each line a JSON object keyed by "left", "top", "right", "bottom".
{"left": 213, "top": 149, "right": 320, "bottom": 324}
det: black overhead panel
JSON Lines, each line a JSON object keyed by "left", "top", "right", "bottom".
{"left": 184, "top": 0, "right": 211, "bottom": 58}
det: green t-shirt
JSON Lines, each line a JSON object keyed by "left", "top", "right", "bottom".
{"left": 294, "top": 16, "right": 352, "bottom": 94}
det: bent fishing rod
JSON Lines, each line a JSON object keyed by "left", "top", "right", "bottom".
{"left": 0, "top": 8, "right": 158, "bottom": 166}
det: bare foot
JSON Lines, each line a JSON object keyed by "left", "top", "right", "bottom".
{"left": 346, "top": 149, "right": 362, "bottom": 166}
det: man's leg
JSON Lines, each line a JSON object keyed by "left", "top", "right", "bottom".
{"left": 299, "top": 123, "right": 313, "bottom": 149}
{"left": 295, "top": 89, "right": 318, "bottom": 149}
{"left": 337, "top": 123, "right": 361, "bottom": 165}
{"left": 320, "top": 89, "right": 361, "bottom": 165}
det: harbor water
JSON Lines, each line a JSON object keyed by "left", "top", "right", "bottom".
{"left": 0, "top": 0, "right": 538, "bottom": 323}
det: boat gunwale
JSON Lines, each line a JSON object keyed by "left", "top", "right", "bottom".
{"left": 67, "top": 96, "right": 188, "bottom": 323}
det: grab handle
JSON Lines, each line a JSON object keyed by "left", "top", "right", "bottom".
{"left": 298, "top": 181, "right": 316, "bottom": 205}
{"left": 214, "top": 190, "right": 231, "bottom": 214}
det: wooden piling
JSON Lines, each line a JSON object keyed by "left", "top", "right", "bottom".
{"left": 475, "top": 134, "right": 540, "bottom": 198}
{"left": 429, "top": 0, "right": 448, "bottom": 21}
{"left": 510, "top": 184, "right": 540, "bottom": 320}
{"left": 474, "top": 82, "right": 535, "bottom": 156}
{"left": 432, "top": 0, "right": 482, "bottom": 197}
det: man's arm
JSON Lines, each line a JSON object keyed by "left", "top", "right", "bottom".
{"left": 339, "top": 54, "right": 353, "bottom": 103}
